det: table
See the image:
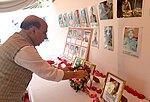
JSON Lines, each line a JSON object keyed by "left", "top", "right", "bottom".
{"left": 28, "top": 74, "right": 104, "bottom": 102}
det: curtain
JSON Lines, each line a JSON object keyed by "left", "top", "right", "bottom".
{"left": 0, "top": 0, "right": 37, "bottom": 12}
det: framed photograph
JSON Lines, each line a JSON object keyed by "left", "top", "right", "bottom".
{"left": 72, "top": 57, "right": 85, "bottom": 68}
{"left": 84, "top": 61, "right": 96, "bottom": 88}
{"left": 101, "top": 72, "right": 126, "bottom": 102}
{"left": 63, "top": 27, "right": 93, "bottom": 61}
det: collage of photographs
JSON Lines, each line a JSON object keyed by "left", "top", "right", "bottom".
{"left": 59, "top": 0, "right": 143, "bottom": 60}
{"left": 63, "top": 28, "right": 93, "bottom": 61}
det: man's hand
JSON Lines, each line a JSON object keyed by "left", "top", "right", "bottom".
{"left": 75, "top": 70, "right": 89, "bottom": 80}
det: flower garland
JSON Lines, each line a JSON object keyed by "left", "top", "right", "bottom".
{"left": 47, "top": 57, "right": 150, "bottom": 102}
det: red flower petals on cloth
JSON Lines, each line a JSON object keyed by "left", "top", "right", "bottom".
{"left": 94, "top": 70, "right": 106, "bottom": 78}
{"left": 132, "top": 90, "right": 139, "bottom": 96}
{"left": 96, "top": 89, "right": 102, "bottom": 94}
{"left": 124, "top": 85, "right": 146, "bottom": 100}
{"left": 93, "top": 96, "right": 100, "bottom": 102}
{"left": 81, "top": 87, "right": 90, "bottom": 94}
{"left": 88, "top": 93, "right": 97, "bottom": 98}
{"left": 91, "top": 86, "right": 97, "bottom": 91}
{"left": 137, "top": 94, "right": 145, "bottom": 99}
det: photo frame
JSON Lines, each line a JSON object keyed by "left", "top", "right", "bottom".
{"left": 72, "top": 57, "right": 85, "bottom": 68}
{"left": 63, "top": 27, "right": 93, "bottom": 61}
{"left": 101, "top": 72, "right": 126, "bottom": 102}
{"left": 84, "top": 61, "right": 96, "bottom": 88}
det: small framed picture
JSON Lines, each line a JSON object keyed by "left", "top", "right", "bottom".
{"left": 84, "top": 61, "right": 96, "bottom": 88}
{"left": 101, "top": 72, "right": 126, "bottom": 102}
{"left": 72, "top": 57, "right": 85, "bottom": 68}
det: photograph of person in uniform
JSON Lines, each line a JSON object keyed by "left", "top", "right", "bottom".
{"left": 73, "top": 10, "right": 81, "bottom": 27}
{"left": 123, "top": 27, "right": 142, "bottom": 57}
{"left": 83, "top": 31, "right": 90, "bottom": 43}
{"left": 64, "top": 43, "right": 70, "bottom": 55}
{"left": 58, "top": 14, "right": 64, "bottom": 27}
{"left": 69, "top": 44, "right": 75, "bottom": 54}
{"left": 91, "top": 28, "right": 99, "bottom": 48}
{"left": 80, "top": 8, "right": 89, "bottom": 27}
{"left": 99, "top": 0, "right": 113, "bottom": 20}
{"left": 67, "top": 29, "right": 72, "bottom": 38}
{"left": 74, "top": 45, "right": 80, "bottom": 57}
{"left": 104, "top": 26, "right": 113, "bottom": 51}
{"left": 123, "top": 27, "right": 138, "bottom": 52}
{"left": 89, "top": 6, "right": 97, "bottom": 23}
{"left": 67, "top": 12, "right": 74, "bottom": 27}
{"left": 88, "top": 5, "right": 98, "bottom": 27}
{"left": 76, "top": 30, "right": 83, "bottom": 40}
{"left": 63, "top": 13, "right": 68, "bottom": 27}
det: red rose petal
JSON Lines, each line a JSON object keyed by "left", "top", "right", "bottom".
{"left": 88, "top": 93, "right": 97, "bottom": 98}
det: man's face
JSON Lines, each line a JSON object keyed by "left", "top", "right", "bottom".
{"left": 33, "top": 22, "right": 48, "bottom": 46}
{"left": 128, "top": 30, "right": 134, "bottom": 39}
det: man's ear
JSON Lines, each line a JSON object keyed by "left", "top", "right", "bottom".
{"left": 30, "top": 26, "right": 36, "bottom": 33}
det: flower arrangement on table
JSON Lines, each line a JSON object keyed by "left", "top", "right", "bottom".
{"left": 69, "top": 57, "right": 94, "bottom": 91}
{"left": 47, "top": 57, "right": 102, "bottom": 102}
{"left": 69, "top": 62, "right": 90, "bottom": 92}
{"left": 69, "top": 57, "right": 103, "bottom": 102}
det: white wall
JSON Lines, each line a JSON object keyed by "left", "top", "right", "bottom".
{"left": 0, "top": 0, "right": 150, "bottom": 101}
{"left": 48, "top": 0, "right": 150, "bottom": 101}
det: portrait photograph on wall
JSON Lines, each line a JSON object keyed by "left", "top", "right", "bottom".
{"left": 73, "top": 9, "right": 81, "bottom": 27}
{"left": 104, "top": 26, "right": 113, "bottom": 51}
{"left": 122, "top": 27, "right": 142, "bottom": 57}
{"left": 58, "top": 14, "right": 64, "bottom": 27}
{"left": 91, "top": 27, "right": 99, "bottom": 48}
{"left": 88, "top": 5, "right": 99, "bottom": 27}
{"left": 62, "top": 13, "right": 68, "bottom": 27}
{"left": 101, "top": 72, "right": 126, "bottom": 102}
{"left": 67, "top": 11, "right": 74, "bottom": 27}
{"left": 98, "top": 0, "right": 113, "bottom": 20}
{"left": 117, "top": 0, "right": 143, "bottom": 18}
{"left": 79, "top": 8, "right": 89, "bottom": 27}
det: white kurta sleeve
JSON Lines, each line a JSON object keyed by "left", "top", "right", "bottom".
{"left": 14, "top": 46, "right": 64, "bottom": 82}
